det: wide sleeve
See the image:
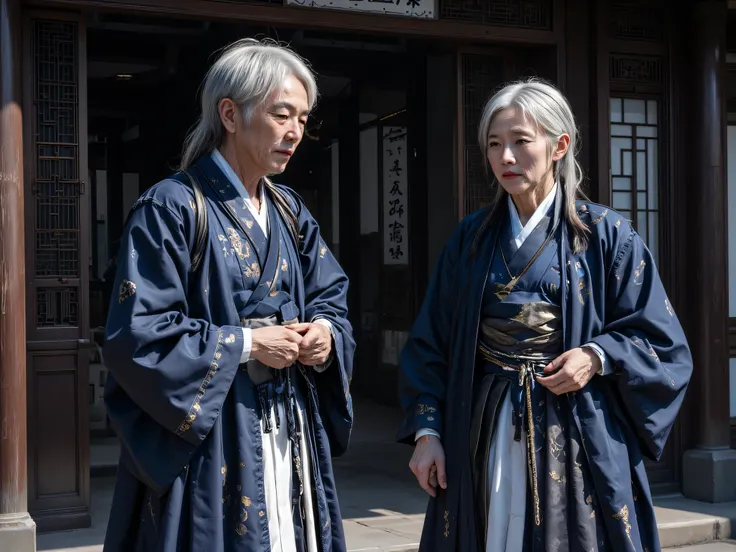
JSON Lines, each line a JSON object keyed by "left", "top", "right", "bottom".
{"left": 396, "top": 240, "right": 459, "bottom": 444}
{"left": 589, "top": 227, "right": 693, "bottom": 461}
{"left": 103, "top": 198, "right": 244, "bottom": 491}
{"left": 295, "top": 201, "right": 356, "bottom": 457}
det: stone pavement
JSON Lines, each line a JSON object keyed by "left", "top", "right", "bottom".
{"left": 34, "top": 399, "right": 736, "bottom": 552}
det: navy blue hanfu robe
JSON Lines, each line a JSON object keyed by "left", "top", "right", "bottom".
{"left": 398, "top": 198, "right": 692, "bottom": 552}
{"left": 102, "top": 153, "right": 355, "bottom": 552}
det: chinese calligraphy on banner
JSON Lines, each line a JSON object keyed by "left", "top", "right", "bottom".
{"left": 284, "top": 0, "right": 436, "bottom": 19}
{"left": 383, "top": 126, "right": 409, "bottom": 265}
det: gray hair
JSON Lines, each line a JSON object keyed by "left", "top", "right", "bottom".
{"left": 180, "top": 37, "right": 318, "bottom": 168}
{"left": 476, "top": 78, "right": 589, "bottom": 253}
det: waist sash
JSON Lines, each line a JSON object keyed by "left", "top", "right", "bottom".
{"left": 476, "top": 341, "right": 557, "bottom": 528}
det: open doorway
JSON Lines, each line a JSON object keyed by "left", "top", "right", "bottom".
{"left": 83, "top": 13, "right": 422, "bottom": 474}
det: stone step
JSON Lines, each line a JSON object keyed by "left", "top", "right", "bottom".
{"left": 656, "top": 496, "right": 736, "bottom": 548}
{"left": 666, "top": 541, "right": 736, "bottom": 551}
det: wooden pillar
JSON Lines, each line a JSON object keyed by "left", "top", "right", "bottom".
{"left": 338, "top": 82, "right": 361, "bottom": 328}
{"left": 563, "top": 0, "right": 592, "bottom": 198}
{"left": 0, "top": 0, "right": 36, "bottom": 548}
{"left": 682, "top": 0, "right": 736, "bottom": 503}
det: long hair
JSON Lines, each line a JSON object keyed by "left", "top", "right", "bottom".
{"left": 473, "top": 78, "right": 589, "bottom": 254}
{"left": 180, "top": 38, "right": 318, "bottom": 242}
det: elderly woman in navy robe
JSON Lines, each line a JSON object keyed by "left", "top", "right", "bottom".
{"left": 102, "top": 38, "right": 355, "bottom": 552}
{"left": 398, "top": 79, "right": 692, "bottom": 551}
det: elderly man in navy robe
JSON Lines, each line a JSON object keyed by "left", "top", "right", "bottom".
{"left": 102, "top": 38, "right": 355, "bottom": 552}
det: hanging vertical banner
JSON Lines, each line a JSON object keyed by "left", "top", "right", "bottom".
{"left": 382, "top": 126, "right": 409, "bottom": 265}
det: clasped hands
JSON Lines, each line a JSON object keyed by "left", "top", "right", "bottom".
{"left": 250, "top": 322, "right": 332, "bottom": 369}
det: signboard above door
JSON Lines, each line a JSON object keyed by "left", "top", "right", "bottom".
{"left": 284, "top": 0, "right": 436, "bottom": 19}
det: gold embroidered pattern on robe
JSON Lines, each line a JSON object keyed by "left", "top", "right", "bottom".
{"left": 613, "top": 504, "right": 633, "bottom": 545}
{"left": 633, "top": 259, "right": 646, "bottom": 285}
{"left": 176, "top": 330, "right": 226, "bottom": 435}
{"left": 236, "top": 496, "right": 253, "bottom": 536}
{"left": 244, "top": 263, "right": 261, "bottom": 279}
{"left": 118, "top": 279, "right": 136, "bottom": 303}
{"left": 226, "top": 228, "right": 251, "bottom": 260}
{"left": 416, "top": 404, "right": 436, "bottom": 415}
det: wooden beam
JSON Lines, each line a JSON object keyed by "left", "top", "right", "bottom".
{"left": 27, "top": 0, "right": 559, "bottom": 45}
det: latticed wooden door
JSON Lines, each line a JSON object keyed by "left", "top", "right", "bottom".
{"left": 23, "top": 11, "right": 91, "bottom": 531}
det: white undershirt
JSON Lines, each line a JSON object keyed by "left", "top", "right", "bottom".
{"left": 507, "top": 183, "right": 558, "bottom": 250}
{"left": 212, "top": 149, "right": 269, "bottom": 234}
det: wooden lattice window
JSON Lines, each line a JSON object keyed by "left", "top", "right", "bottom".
{"left": 609, "top": 0, "right": 664, "bottom": 42}
{"left": 460, "top": 53, "right": 504, "bottom": 215}
{"left": 31, "top": 20, "right": 81, "bottom": 327}
{"left": 609, "top": 97, "right": 660, "bottom": 264}
{"left": 441, "top": 0, "right": 552, "bottom": 29}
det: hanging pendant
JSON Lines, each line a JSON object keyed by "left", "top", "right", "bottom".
{"left": 495, "top": 289, "right": 509, "bottom": 300}
{"left": 494, "top": 276, "right": 517, "bottom": 300}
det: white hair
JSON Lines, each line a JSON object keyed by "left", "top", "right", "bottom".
{"left": 476, "top": 78, "right": 589, "bottom": 252}
{"left": 180, "top": 37, "right": 318, "bottom": 168}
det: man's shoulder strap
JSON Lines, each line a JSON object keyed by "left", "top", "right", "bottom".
{"left": 179, "top": 168, "right": 208, "bottom": 273}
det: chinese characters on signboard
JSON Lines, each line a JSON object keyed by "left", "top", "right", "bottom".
{"left": 383, "top": 126, "right": 409, "bottom": 265}
{"left": 285, "top": 0, "right": 436, "bottom": 19}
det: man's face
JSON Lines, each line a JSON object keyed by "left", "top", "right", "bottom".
{"left": 237, "top": 74, "right": 310, "bottom": 177}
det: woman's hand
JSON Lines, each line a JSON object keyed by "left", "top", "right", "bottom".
{"left": 409, "top": 435, "right": 447, "bottom": 497}
{"left": 250, "top": 326, "right": 303, "bottom": 369}
{"left": 536, "top": 347, "right": 600, "bottom": 395}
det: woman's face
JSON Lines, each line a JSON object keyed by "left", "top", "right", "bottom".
{"left": 224, "top": 74, "right": 310, "bottom": 178}
{"left": 485, "top": 107, "right": 568, "bottom": 198}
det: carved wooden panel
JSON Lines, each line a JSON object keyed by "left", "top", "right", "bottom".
{"left": 609, "top": 0, "right": 664, "bottom": 42}
{"left": 27, "top": 350, "right": 89, "bottom": 531}
{"left": 37, "top": 288, "right": 79, "bottom": 327}
{"left": 609, "top": 55, "right": 663, "bottom": 90}
{"left": 441, "top": 0, "right": 551, "bottom": 29}
{"left": 460, "top": 53, "right": 504, "bottom": 215}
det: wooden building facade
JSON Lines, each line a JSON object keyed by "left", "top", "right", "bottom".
{"left": 0, "top": 0, "right": 734, "bottom": 545}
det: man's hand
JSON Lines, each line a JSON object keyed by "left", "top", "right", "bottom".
{"left": 409, "top": 435, "right": 447, "bottom": 497}
{"left": 250, "top": 326, "right": 303, "bottom": 369}
{"left": 536, "top": 347, "right": 600, "bottom": 395}
{"left": 285, "top": 322, "right": 332, "bottom": 366}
